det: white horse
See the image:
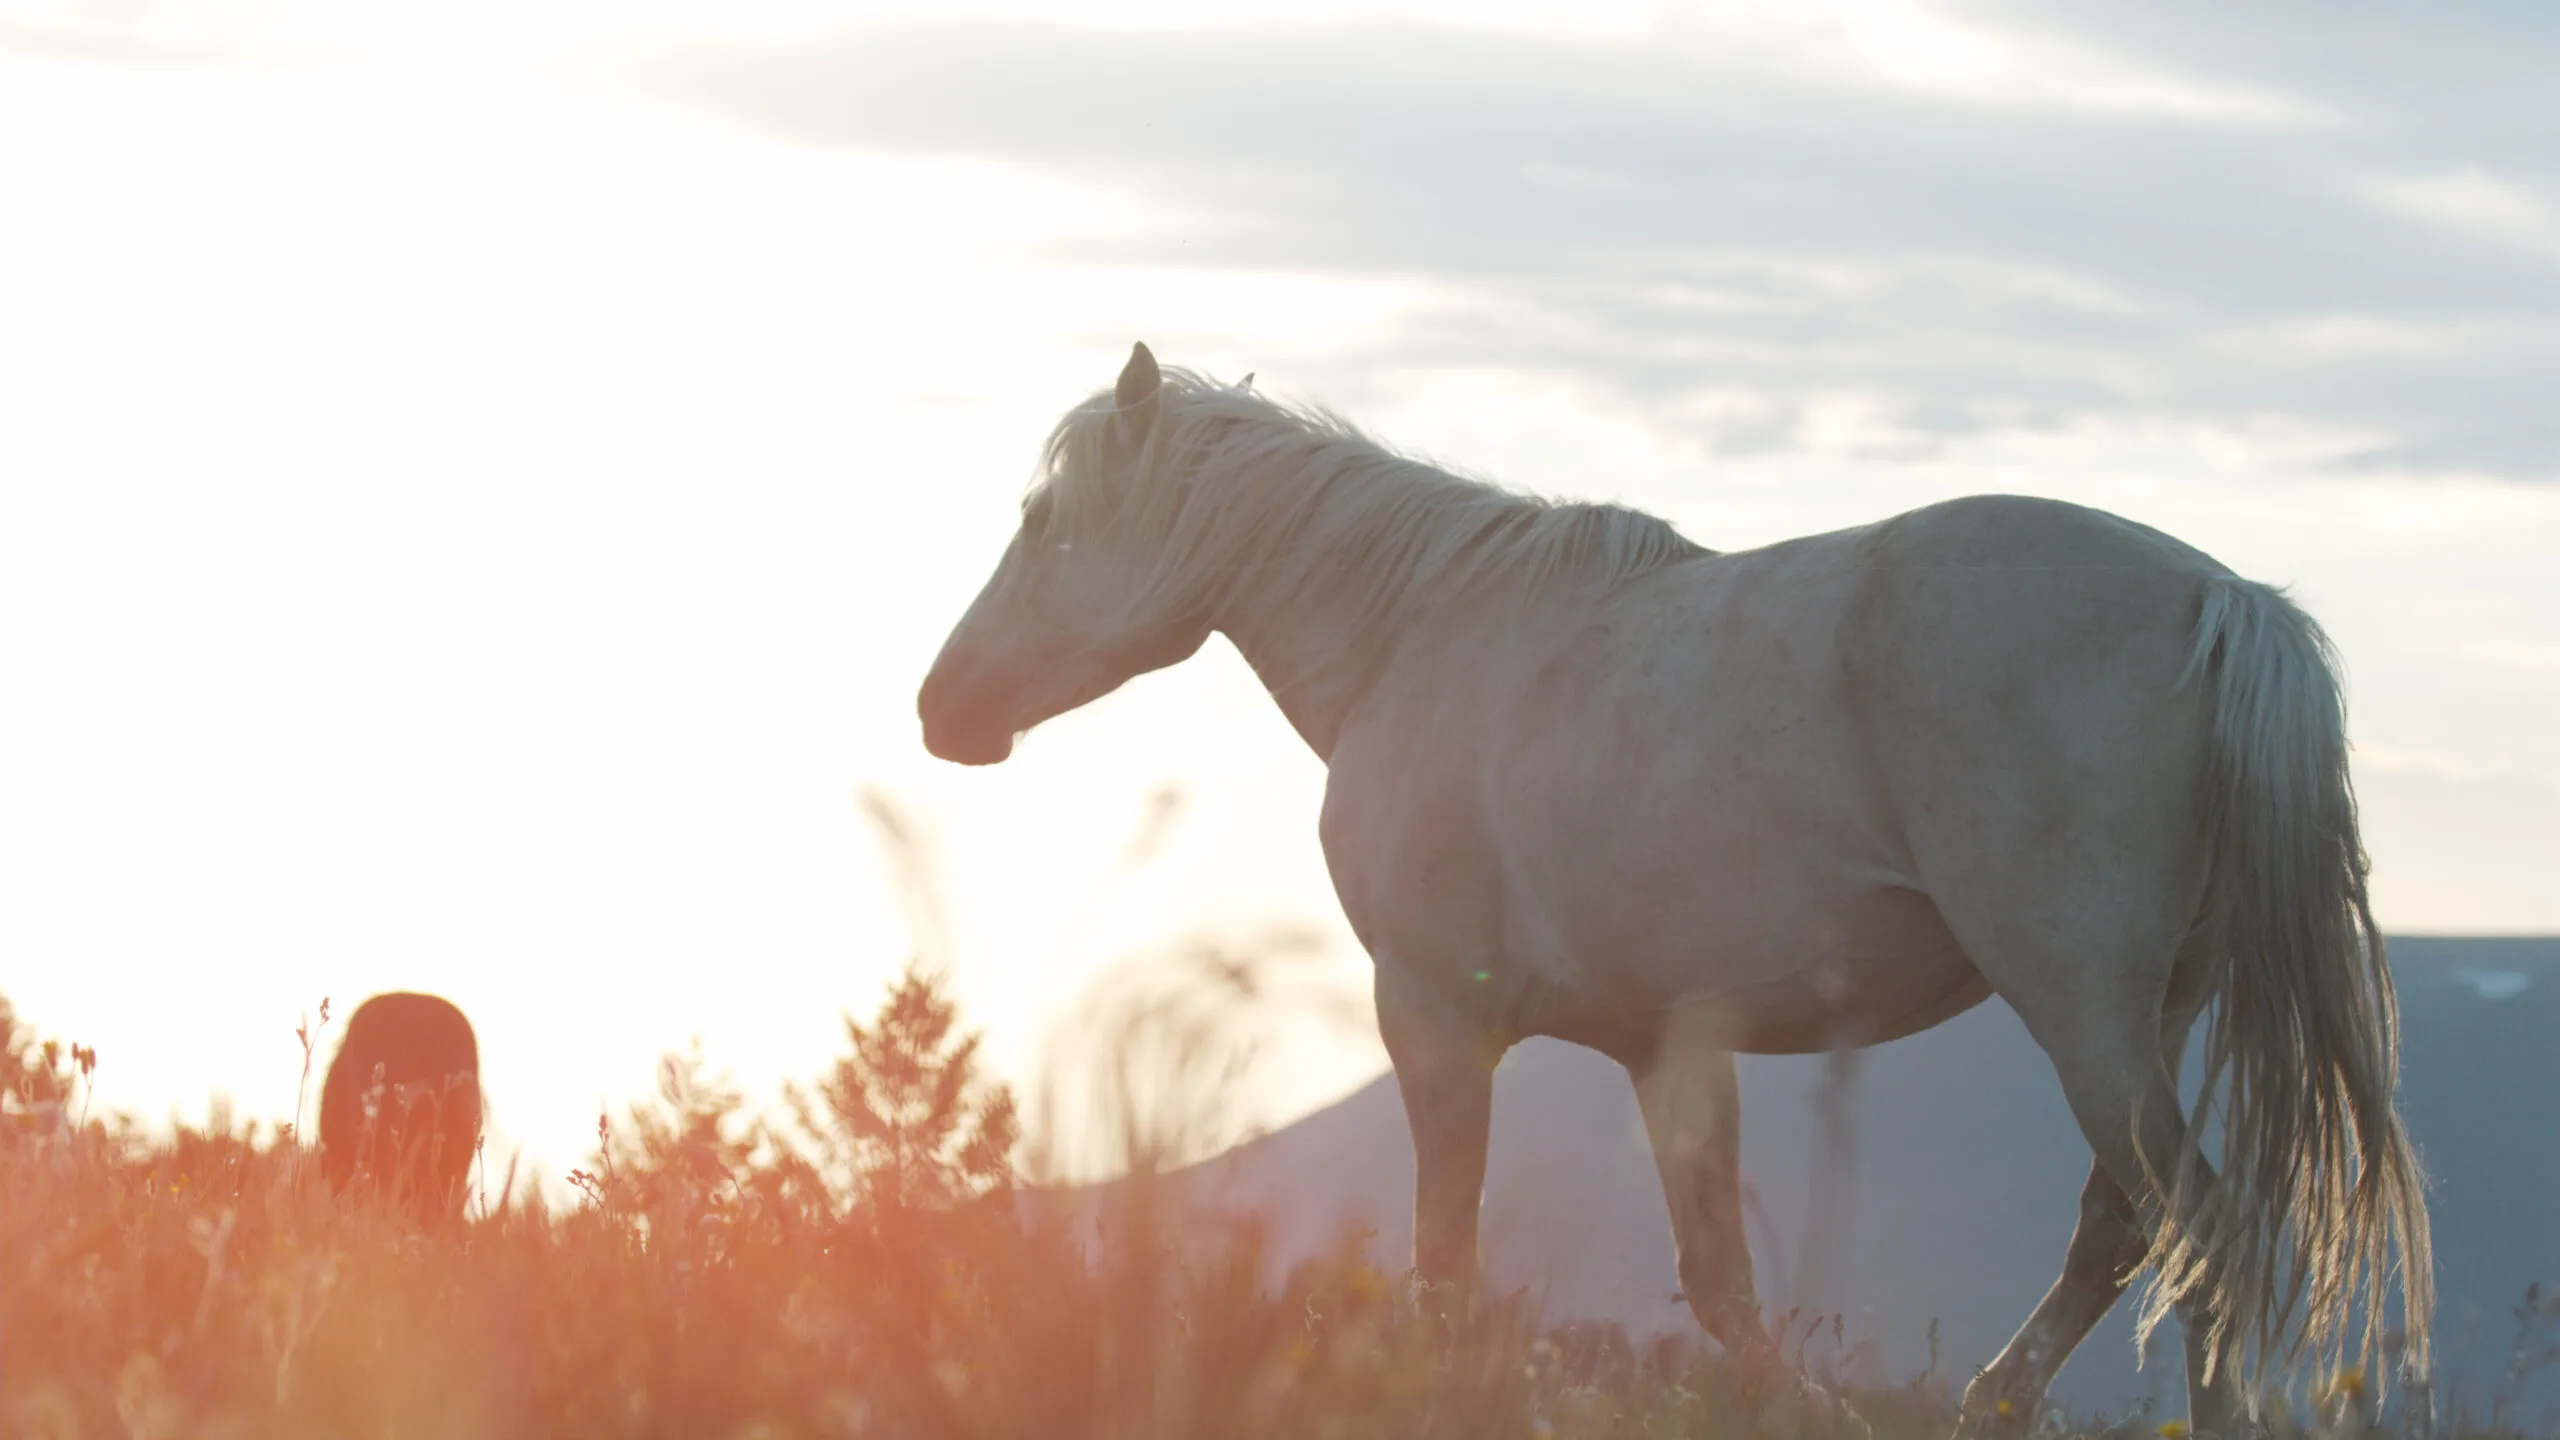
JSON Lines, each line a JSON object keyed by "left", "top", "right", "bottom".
{"left": 917, "top": 344, "right": 2432, "bottom": 1434}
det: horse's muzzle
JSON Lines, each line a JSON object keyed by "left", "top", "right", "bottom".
{"left": 917, "top": 669, "right": 1017, "bottom": 766}
{"left": 923, "top": 719, "right": 1016, "bottom": 767}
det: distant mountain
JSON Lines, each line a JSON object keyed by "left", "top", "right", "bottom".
{"left": 1158, "top": 937, "right": 2560, "bottom": 1421}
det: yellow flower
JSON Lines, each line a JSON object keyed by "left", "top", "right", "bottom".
{"left": 2158, "top": 1420, "right": 2190, "bottom": 1439}
{"left": 1995, "top": 1400, "right": 2014, "bottom": 1418}
{"left": 2334, "top": 1367, "right": 2367, "bottom": 1399}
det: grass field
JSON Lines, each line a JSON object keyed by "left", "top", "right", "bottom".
{"left": 0, "top": 973, "right": 2532, "bottom": 1440}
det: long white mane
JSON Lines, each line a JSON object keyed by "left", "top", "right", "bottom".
{"left": 1026, "top": 367, "right": 1705, "bottom": 634}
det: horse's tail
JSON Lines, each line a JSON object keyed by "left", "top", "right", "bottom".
{"left": 2141, "top": 575, "right": 2434, "bottom": 1396}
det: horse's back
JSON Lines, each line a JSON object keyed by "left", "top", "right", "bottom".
{"left": 1324, "top": 494, "right": 2230, "bottom": 1053}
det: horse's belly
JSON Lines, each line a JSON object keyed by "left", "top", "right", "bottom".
{"left": 1690, "top": 939, "right": 1993, "bottom": 1054}
{"left": 1558, "top": 877, "right": 1987, "bottom": 1056}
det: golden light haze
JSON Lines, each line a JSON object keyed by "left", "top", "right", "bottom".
{"left": 3, "top": 0, "right": 2554, "bottom": 1192}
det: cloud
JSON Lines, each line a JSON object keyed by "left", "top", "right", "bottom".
{"left": 2364, "top": 168, "right": 2560, "bottom": 263}
{"left": 621, "top": 7, "right": 2560, "bottom": 481}
{"left": 15, "top": 2, "right": 2551, "bottom": 480}
{"left": 0, "top": 0, "right": 276, "bottom": 63}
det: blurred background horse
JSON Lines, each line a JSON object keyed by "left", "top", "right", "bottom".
{"left": 319, "top": 991, "right": 482, "bottom": 1227}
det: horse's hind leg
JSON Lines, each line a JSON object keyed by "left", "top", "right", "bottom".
{"left": 1960, "top": 999, "right": 2225, "bottom": 1437}
{"left": 1987, "top": 969, "right": 2246, "bottom": 1438}
{"left": 1959, "top": 1157, "right": 2243, "bottom": 1437}
{"left": 2046, "top": 1041, "right": 2246, "bottom": 1437}
{"left": 1957, "top": 1158, "right": 2147, "bottom": 1436}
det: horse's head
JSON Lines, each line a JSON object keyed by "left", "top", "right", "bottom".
{"left": 919, "top": 342, "right": 1214, "bottom": 765}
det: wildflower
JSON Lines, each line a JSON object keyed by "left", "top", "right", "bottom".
{"left": 2158, "top": 1420, "right": 2190, "bottom": 1439}
{"left": 2334, "top": 1367, "right": 2366, "bottom": 1400}
{"left": 1996, "top": 1400, "right": 2014, "bottom": 1418}
{"left": 1348, "top": 1265, "right": 1387, "bottom": 1304}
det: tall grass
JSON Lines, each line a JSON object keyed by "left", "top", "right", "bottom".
{"left": 1, "top": 965, "right": 1903, "bottom": 1440}
{"left": 2, "top": 797, "right": 2546, "bottom": 1439}
{"left": 1, "top": 984, "right": 2544, "bottom": 1439}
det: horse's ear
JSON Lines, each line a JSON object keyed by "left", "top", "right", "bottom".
{"left": 1114, "top": 342, "right": 1161, "bottom": 446}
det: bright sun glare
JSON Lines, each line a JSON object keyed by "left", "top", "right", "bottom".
{"left": 1, "top": 0, "right": 2553, "bottom": 1197}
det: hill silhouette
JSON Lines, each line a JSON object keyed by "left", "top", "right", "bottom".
{"left": 1160, "top": 936, "right": 2560, "bottom": 1420}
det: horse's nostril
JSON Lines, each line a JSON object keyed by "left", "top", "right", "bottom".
{"left": 917, "top": 660, "right": 971, "bottom": 732}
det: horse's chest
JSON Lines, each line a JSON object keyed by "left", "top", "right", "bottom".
{"left": 1318, "top": 754, "right": 1501, "bottom": 958}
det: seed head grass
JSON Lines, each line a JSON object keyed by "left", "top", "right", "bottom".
{"left": 11, "top": 977, "right": 2547, "bottom": 1440}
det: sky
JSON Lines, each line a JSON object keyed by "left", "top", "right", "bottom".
{"left": 1, "top": 0, "right": 2554, "bottom": 1192}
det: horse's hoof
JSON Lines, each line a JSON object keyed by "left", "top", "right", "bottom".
{"left": 1951, "top": 1388, "right": 2037, "bottom": 1440}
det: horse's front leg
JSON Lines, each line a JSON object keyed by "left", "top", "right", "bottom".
{"left": 1377, "top": 962, "right": 1500, "bottom": 1305}
{"left": 1630, "top": 1028, "right": 1767, "bottom": 1357}
{"left": 1635, "top": 1024, "right": 1873, "bottom": 1436}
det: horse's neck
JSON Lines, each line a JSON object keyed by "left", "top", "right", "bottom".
{"left": 1218, "top": 592, "right": 1392, "bottom": 761}
{"left": 1208, "top": 462, "right": 1506, "bottom": 762}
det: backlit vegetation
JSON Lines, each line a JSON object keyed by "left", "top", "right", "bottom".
{"left": 4, "top": 790, "right": 2548, "bottom": 1439}
{"left": 0, "top": 972, "right": 1860, "bottom": 1440}
{"left": 15, "top": 972, "right": 2548, "bottom": 1440}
